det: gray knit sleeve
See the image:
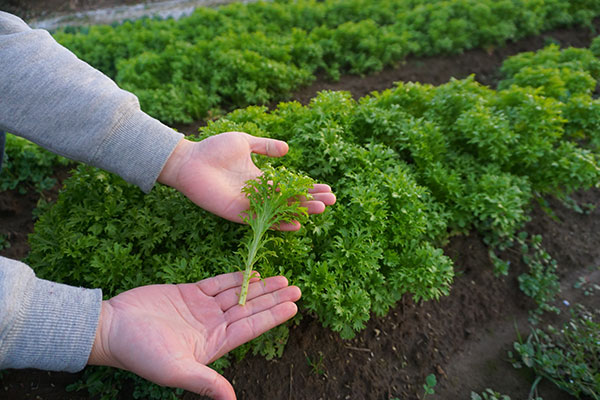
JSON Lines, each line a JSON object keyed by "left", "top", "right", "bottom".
{"left": 0, "top": 11, "right": 183, "bottom": 192}
{"left": 0, "top": 256, "right": 102, "bottom": 372}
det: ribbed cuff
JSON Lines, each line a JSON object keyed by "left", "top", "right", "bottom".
{"left": 0, "top": 277, "right": 102, "bottom": 372}
{"left": 92, "top": 109, "right": 184, "bottom": 193}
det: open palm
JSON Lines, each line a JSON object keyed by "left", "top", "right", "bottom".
{"left": 158, "top": 132, "right": 336, "bottom": 230}
{"left": 88, "top": 272, "right": 301, "bottom": 400}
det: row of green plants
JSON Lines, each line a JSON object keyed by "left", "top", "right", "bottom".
{"left": 5, "top": 0, "right": 600, "bottom": 192}
{"left": 23, "top": 38, "right": 600, "bottom": 398}
{"left": 53, "top": 0, "right": 600, "bottom": 124}
{"left": 464, "top": 41, "right": 600, "bottom": 398}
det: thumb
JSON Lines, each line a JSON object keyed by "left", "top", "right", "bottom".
{"left": 247, "top": 134, "right": 289, "bottom": 158}
{"left": 170, "top": 361, "right": 236, "bottom": 400}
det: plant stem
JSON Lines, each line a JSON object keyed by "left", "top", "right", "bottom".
{"left": 238, "top": 219, "right": 268, "bottom": 305}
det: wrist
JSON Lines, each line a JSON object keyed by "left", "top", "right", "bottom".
{"left": 157, "top": 138, "right": 193, "bottom": 189}
{"left": 88, "top": 300, "right": 116, "bottom": 367}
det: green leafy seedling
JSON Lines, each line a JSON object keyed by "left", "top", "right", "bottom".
{"left": 0, "top": 233, "right": 10, "bottom": 251}
{"left": 237, "top": 165, "right": 314, "bottom": 305}
{"left": 421, "top": 374, "right": 437, "bottom": 399}
{"left": 305, "top": 351, "right": 326, "bottom": 376}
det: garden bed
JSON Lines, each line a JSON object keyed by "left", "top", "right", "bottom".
{"left": 1, "top": 6, "right": 599, "bottom": 400}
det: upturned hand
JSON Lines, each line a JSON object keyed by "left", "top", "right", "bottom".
{"left": 88, "top": 271, "right": 301, "bottom": 399}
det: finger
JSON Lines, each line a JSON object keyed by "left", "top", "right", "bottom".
{"left": 309, "top": 183, "right": 333, "bottom": 194}
{"left": 290, "top": 191, "right": 335, "bottom": 205}
{"left": 219, "top": 302, "right": 299, "bottom": 358}
{"left": 247, "top": 135, "right": 289, "bottom": 158}
{"left": 168, "top": 361, "right": 236, "bottom": 400}
{"left": 216, "top": 275, "right": 290, "bottom": 311}
{"left": 277, "top": 220, "right": 301, "bottom": 231}
{"left": 288, "top": 199, "right": 329, "bottom": 215}
{"left": 274, "top": 199, "right": 333, "bottom": 230}
{"left": 303, "top": 200, "right": 326, "bottom": 215}
{"left": 197, "top": 271, "right": 260, "bottom": 297}
{"left": 310, "top": 191, "right": 336, "bottom": 206}
{"left": 225, "top": 285, "right": 301, "bottom": 324}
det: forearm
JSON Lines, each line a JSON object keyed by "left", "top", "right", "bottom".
{"left": 0, "top": 11, "right": 183, "bottom": 192}
{"left": 0, "top": 256, "right": 102, "bottom": 372}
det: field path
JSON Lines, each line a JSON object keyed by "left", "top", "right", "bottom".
{"left": 26, "top": 0, "right": 250, "bottom": 30}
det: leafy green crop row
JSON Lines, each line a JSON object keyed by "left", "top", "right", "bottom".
{"left": 23, "top": 37, "right": 600, "bottom": 400}
{"left": 28, "top": 41, "right": 600, "bottom": 346}
{"left": 53, "top": 0, "right": 600, "bottom": 124}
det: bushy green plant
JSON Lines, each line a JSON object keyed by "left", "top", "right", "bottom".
{"left": 562, "top": 94, "right": 600, "bottom": 149}
{"left": 591, "top": 35, "right": 600, "bottom": 58}
{"left": 0, "top": 134, "right": 71, "bottom": 194}
{"left": 350, "top": 67, "right": 600, "bottom": 244}
{"left": 26, "top": 167, "right": 240, "bottom": 295}
{"left": 499, "top": 43, "right": 600, "bottom": 154}
{"left": 192, "top": 92, "right": 455, "bottom": 335}
{"left": 66, "top": 367, "right": 185, "bottom": 400}
{"left": 28, "top": 90, "right": 454, "bottom": 342}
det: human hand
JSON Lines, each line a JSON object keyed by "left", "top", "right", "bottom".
{"left": 88, "top": 271, "right": 301, "bottom": 399}
{"left": 158, "top": 132, "right": 336, "bottom": 231}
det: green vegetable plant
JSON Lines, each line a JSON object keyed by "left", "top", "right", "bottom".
{"left": 237, "top": 165, "right": 313, "bottom": 305}
{"left": 509, "top": 304, "right": 600, "bottom": 399}
{"left": 305, "top": 351, "right": 326, "bottom": 376}
{"left": 0, "top": 233, "right": 10, "bottom": 251}
{"left": 390, "top": 373, "right": 437, "bottom": 400}
{"left": 490, "top": 231, "right": 561, "bottom": 322}
{"left": 65, "top": 367, "right": 184, "bottom": 400}
{"left": 470, "top": 388, "right": 542, "bottom": 400}
{"left": 515, "top": 232, "right": 560, "bottom": 323}
{"left": 0, "top": 134, "right": 71, "bottom": 194}
{"left": 573, "top": 267, "right": 600, "bottom": 296}
{"left": 421, "top": 373, "right": 437, "bottom": 399}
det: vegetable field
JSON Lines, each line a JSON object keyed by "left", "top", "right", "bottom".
{"left": 1, "top": 1, "right": 600, "bottom": 399}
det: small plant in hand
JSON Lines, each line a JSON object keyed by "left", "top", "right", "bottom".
{"left": 237, "top": 165, "right": 314, "bottom": 305}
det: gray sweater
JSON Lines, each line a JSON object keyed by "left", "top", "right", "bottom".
{"left": 0, "top": 11, "right": 183, "bottom": 372}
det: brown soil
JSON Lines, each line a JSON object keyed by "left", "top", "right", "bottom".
{"left": 1, "top": 4, "right": 600, "bottom": 400}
